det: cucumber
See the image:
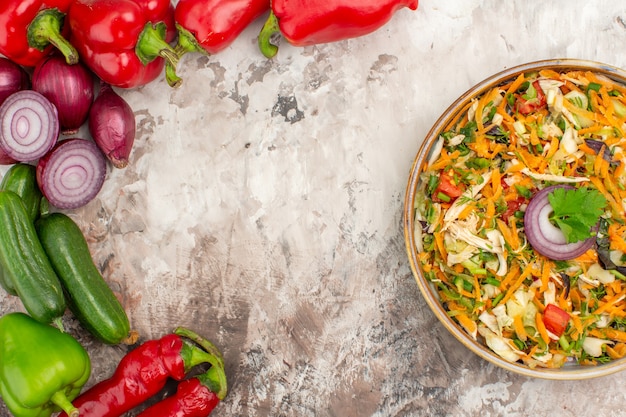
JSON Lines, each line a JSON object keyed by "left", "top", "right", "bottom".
{"left": 0, "top": 163, "right": 43, "bottom": 222}
{"left": 0, "top": 190, "right": 66, "bottom": 323}
{"left": 35, "top": 212, "right": 131, "bottom": 344}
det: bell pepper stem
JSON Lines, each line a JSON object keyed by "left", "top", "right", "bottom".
{"left": 174, "top": 25, "right": 209, "bottom": 58}
{"left": 50, "top": 390, "right": 79, "bottom": 417}
{"left": 257, "top": 12, "right": 281, "bottom": 59}
{"left": 136, "top": 22, "right": 181, "bottom": 87}
{"left": 28, "top": 8, "right": 78, "bottom": 65}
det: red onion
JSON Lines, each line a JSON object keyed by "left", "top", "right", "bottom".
{"left": 0, "top": 58, "right": 30, "bottom": 106}
{"left": 0, "top": 147, "right": 17, "bottom": 165}
{"left": 524, "top": 185, "right": 596, "bottom": 260}
{"left": 88, "top": 83, "right": 135, "bottom": 169}
{"left": 32, "top": 55, "right": 95, "bottom": 135}
{"left": 36, "top": 138, "right": 107, "bottom": 210}
{"left": 0, "top": 90, "right": 59, "bottom": 162}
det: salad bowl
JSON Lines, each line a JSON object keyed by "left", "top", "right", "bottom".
{"left": 404, "top": 59, "right": 626, "bottom": 379}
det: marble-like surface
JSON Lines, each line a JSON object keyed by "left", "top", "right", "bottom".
{"left": 3, "top": 0, "right": 626, "bottom": 416}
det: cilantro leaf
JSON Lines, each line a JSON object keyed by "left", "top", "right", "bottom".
{"left": 548, "top": 187, "right": 607, "bottom": 243}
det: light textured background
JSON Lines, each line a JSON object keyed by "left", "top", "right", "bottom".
{"left": 2, "top": 1, "right": 626, "bottom": 416}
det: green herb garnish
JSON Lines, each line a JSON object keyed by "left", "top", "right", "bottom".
{"left": 548, "top": 187, "right": 607, "bottom": 243}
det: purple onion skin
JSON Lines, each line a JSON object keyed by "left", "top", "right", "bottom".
{"left": 88, "top": 83, "right": 136, "bottom": 169}
{"left": 0, "top": 58, "right": 30, "bottom": 106}
{"left": 32, "top": 55, "right": 95, "bottom": 135}
{"left": 0, "top": 147, "right": 17, "bottom": 165}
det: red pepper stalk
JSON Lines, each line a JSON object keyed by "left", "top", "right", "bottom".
{"left": 137, "top": 328, "right": 228, "bottom": 417}
{"left": 57, "top": 328, "right": 226, "bottom": 417}
{"left": 258, "top": 0, "right": 419, "bottom": 58}
{"left": 68, "top": 0, "right": 181, "bottom": 88}
{"left": 174, "top": 0, "right": 270, "bottom": 55}
{"left": 170, "top": 0, "right": 270, "bottom": 79}
{"left": 0, "top": 0, "right": 79, "bottom": 67}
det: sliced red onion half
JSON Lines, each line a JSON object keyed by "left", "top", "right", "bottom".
{"left": 36, "top": 138, "right": 107, "bottom": 210}
{"left": 524, "top": 184, "right": 596, "bottom": 260}
{"left": 0, "top": 90, "right": 59, "bottom": 162}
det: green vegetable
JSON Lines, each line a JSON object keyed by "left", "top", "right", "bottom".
{"left": 0, "top": 164, "right": 44, "bottom": 296}
{"left": 548, "top": 186, "right": 607, "bottom": 243}
{"left": 0, "top": 191, "right": 66, "bottom": 324}
{"left": 35, "top": 212, "right": 132, "bottom": 344}
{"left": 0, "top": 312, "right": 90, "bottom": 417}
{"left": 0, "top": 163, "right": 42, "bottom": 223}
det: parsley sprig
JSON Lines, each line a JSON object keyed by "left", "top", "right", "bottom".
{"left": 548, "top": 187, "right": 607, "bottom": 243}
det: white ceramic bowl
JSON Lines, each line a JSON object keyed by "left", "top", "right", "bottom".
{"left": 404, "top": 59, "right": 626, "bottom": 380}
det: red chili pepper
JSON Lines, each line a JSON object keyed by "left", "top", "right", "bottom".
{"left": 137, "top": 366, "right": 227, "bottom": 417}
{"left": 174, "top": 0, "right": 270, "bottom": 56}
{"left": 68, "top": 0, "right": 180, "bottom": 88}
{"left": 57, "top": 328, "right": 225, "bottom": 417}
{"left": 258, "top": 0, "right": 419, "bottom": 58}
{"left": 0, "top": 0, "right": 78, "bottom": 67}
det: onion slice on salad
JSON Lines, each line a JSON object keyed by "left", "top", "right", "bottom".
{"left": 0, "top": 90, "right": 59, "bottom": 162}
{"left": 523, "top": 184, "right": 596, "bottom": 260}
{"left": 36, "top": 138, "right": 107, "bottom": 210}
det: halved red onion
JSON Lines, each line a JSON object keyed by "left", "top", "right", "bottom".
{"left": 36, "top": 138, "right": 107, "bottom": 210}
{"left": 524, "top": 184, "right": 596, "bottom": 260}
{"left": 0, "top": 90, "right": 59, "bottom": 162}
{"left": 0, "top": 147, "right": 17, "bottom": 165}
{"left": 32, "top": 55, "right": 95, "bottom": 135}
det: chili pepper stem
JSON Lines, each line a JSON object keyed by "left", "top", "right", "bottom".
{"left": 51, "top": 390, "right": 79, "bottom": 417}
{"left": 175, "top": 327, "right": 224, "bottom": 366}
{"left": 257, "top": 12, "right": 281, "bottom": 59}
{"left": 28, "top": 9, "right": 78, "bottom": 65}
{"left": 198, "top": 364, "right": 228, "bottom": 400}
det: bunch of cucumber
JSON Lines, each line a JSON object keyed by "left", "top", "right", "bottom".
{"left": 0, "top": 164, "right": 132, "bottom": 344}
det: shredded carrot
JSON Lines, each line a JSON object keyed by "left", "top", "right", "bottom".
{"left": 500, "top": 264, "right": 534, "bottom": 305}
{"left": 535, "top": 312, "right": 551, "bottom": 345}
{"left": 513, "top": 315, "right": 528, "bottom": 342}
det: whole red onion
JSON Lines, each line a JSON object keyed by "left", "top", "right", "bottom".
{"left": 32, "top": 55, "right": 95, "bottom": 135}
{"left": 0, "top": 58, "right": 30, "bottom": 106}
{"left": 88, "top": 83, "right": 136, "bottom": 169}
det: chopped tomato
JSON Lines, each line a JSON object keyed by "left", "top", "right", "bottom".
{"left": 502, "top": 196, "right": 526, "bottom": 219}
{"left": 433, "top": 174, "right": 462, "bottom": 202}
{"left": 542, "top": 304, "right": 570, "bottom": 337}
{"left": 516, "top": 80, "right": 547, "bottom": 115}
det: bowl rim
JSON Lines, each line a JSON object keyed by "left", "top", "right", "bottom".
{"left": 403, "top": 58, "right": 626, "bottom": 380}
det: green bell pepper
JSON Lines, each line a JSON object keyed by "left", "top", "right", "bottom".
{"left": 0, "top": 312, "right": 91, "bottom": 417}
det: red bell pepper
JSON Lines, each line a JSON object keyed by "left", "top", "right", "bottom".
{"left": 68, "top": 0, "right": 180, "bottom": 89}
{"left": 174, "top": 0, "right": 270, "bottom": 56}
{"left": 137, "top": 367, "right": 226, "bottom": 417}
{"left": 57, "top": 328, "right": 226, "bottom": 417}
{"left": 258, "top": 0, "right": 419, "bottom": 58}
{"left": 0, "top": 0, "right": 78, "bottom": 67}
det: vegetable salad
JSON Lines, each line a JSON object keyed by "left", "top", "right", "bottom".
{"left": 413, "top": 68, "right": 626, "bottom": 368}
